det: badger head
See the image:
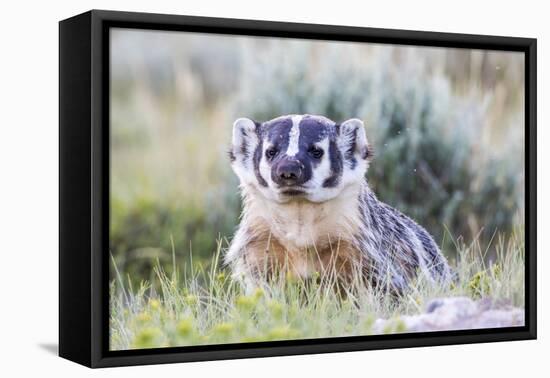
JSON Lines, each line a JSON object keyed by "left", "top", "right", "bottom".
{"left": 230, "top": 114, "right": 370, "bottom": 203}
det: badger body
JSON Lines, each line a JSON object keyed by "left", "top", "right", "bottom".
{"left": 227, "top": 114, "right": 451, "bottom": 292}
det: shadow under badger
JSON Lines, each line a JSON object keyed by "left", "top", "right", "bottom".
{"left": 227, "top": 114, "right": 451, "bottom": 293}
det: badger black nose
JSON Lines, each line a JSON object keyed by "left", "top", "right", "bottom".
{"left": 274, "top": 162, "right": 303, "bottom": 186}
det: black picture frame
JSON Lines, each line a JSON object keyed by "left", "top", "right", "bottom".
{"left": 59, "top": 9, "right": 537, "bottom": 368}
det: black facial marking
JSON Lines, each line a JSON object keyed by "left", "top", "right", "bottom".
{"left": 264, "top": 117, "right": 293, "bottom": 153}
{"left": 253, "top": 138, "right": 268, "bottom": 187}
{"left": 298, "top": 117, "right": 329, "bottom": 166}
{"left": 322, "top": 140, "right": 343, "bottom": 188}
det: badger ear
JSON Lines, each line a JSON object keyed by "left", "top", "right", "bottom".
{"left": 230, "top": 118, "right": 259, "bottom": 163}
{"left": 339, "top": 118, "right": 369, "bottom": 161}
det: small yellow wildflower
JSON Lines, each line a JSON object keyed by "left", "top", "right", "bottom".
{"left": 132, "top": 327, "right": 161, "bottom": 348}
{"left": 213, "top": 322, "right": 234, "bottom": 336}
{"left": 177, "top": 318, "right": 194, "bottom": 337}
{"left": 235, "top": 295, "right": 256, "bottom": 311}
{"left": 267, "top": 326, "right": 300, "bottom": 340}
{"left": 185, "top": 294, "right": 198, "bottom": 306}
{"left": 268, "top": 300, "right": 284, "bottom": 319}
{"left": 136, "top": 311, "right": 151, "bottom": 323}
{"left": 253, "top": 288, "right": 264, "bottom": 300}
{"left": 149, "top": 298, "right": 161, "bottom": 310}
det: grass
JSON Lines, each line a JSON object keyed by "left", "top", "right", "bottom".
{"left": 109, "top": 229, "right": 524, "bottom": 350}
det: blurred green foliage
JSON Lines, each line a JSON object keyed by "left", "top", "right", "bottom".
{"left": 110, "top": 188, "right": 241, "bottom": 281}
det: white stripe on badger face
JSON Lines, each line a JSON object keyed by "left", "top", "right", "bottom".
{"left": 286, "top": 115, "right": 303, "bottom": 157}
{"left": 310, "top": 137, "right": 330, "bottom": 187}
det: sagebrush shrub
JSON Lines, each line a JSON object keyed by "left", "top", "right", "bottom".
{"left": 235, "top": 44, "right": 523, "bottom": 250}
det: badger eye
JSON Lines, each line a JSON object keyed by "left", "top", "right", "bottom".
{"left": 308, "top": 146, "right": 324, "bottom": 159}
{"left": 265, "top": 147, "right": 278, "bottom": 159}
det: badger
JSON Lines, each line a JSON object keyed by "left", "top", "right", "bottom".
{"left": 226, "top": 114, "right": 451, "bottom": 293}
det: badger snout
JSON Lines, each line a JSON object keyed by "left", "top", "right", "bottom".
{"left": 272, "top": 159, "right": 305, "bottom": 187}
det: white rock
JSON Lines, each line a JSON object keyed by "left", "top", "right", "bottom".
{"left": 373, "top": 297, "right": 524, "bottom": 334}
